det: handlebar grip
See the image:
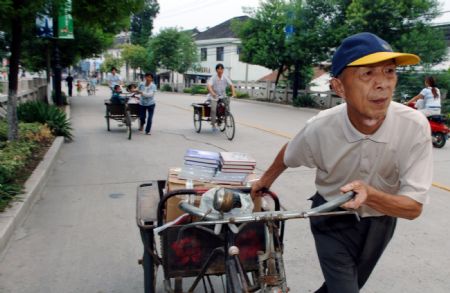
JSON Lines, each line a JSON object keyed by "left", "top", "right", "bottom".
{"left": 305, "top": 191, "right": 355, "bottom": 216}
{"left": 178, "top": 201, "right": 221, "bottom": 220}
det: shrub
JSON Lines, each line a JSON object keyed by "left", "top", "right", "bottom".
{"left": 0, "top": 183, "right": 22, "bottom": 212}
{"left": 235, "top": 91, "right": 249, "bottom": 99}
{"left": 0, "top": 140, "right": 36, "bottom": 183}
{"left": 183, "top": 88, "right": 192, "bottom": 94}
{"left": 17, "top": 101, "right": 73, "bottom": 140}
{"left": 161, "top": 84, "right": 172, "bottom": 92}
{"left": 293, "top": 94, "right": 317, "bottom": 108}
{"left": 191, "top": 85, "right": 208, "bottom": 95}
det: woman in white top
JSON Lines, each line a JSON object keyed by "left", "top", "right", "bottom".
{"left": 408, "top": 76, "right": 441, "bottom": 117}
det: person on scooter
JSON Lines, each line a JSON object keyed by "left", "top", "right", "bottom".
{"left": 251, "top": 32, "right": 432, "bottom": 293}
{"left": 407, "top": 76, "right": 441, "bottom": 117}
{"left": 207, "top": 63, "right": 236, "bottom": 132}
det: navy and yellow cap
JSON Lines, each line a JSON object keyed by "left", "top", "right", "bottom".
{"left": 331, "top": 32, "right": 420, "bottom": 77}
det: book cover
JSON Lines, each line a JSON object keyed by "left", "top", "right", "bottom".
{"left": 221, "top": 164, "right": 255, "bottom": 170}
{"left": 184, "top": 148, "right": 220, "bottom": 164}
{"left": 220, "top": 168, "right": 254, "bottom": 174}
{"left": 220, "top": 152, "right": 256, "bottom": 166}
{"left": 177, "top": 165, "right": 215, "bottom": 182}
{"left": 211, "top": 172, "right": 249, "bottom": 185}
{"left": 184, "top": 160, "right": 219, "bottom": 169}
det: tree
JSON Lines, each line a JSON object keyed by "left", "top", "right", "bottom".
{"left": 345, "top": 0, "right": 446, "bottom": 65}
{"left": 100, "top": 53, "right": 124, "bottom": 74}
{"left": 235, "top": 0, "right": 344, "bottom": 99}
{"left": 150, "top": 28, "right": 198, "bottom": 90}
{"left": 0, "top": 0, "right": 145, "bottom": 140}
{"left": 121, "top": 44, "right": 151, "bottom": 80}
{"left": 130, "top": 0, "right": 160, "bottom": 47}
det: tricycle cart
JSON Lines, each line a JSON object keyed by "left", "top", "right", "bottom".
{"left": 192, "top": 97, "right": 235, "bottom": 140}
{"left": 104, "top": 96, "right": 140, "bottom": 140}
{"left": 136, "top": 180, "right": 285, "bottom": 292}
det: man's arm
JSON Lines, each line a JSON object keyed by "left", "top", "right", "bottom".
{"left": 207, "top": 80, "right": 216, "bottom": 97}
{"left": 251, "top": 144, "right": 288, "bottom": 199}
{"left": 340, "top": 181, "right": 423, "bottom": 220}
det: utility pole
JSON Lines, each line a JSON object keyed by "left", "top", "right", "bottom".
{"left": 52, "top": 7, "right": 62, "bottom": 106}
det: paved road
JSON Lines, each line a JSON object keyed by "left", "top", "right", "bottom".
{"left": 0, "top": 86, "right": 449, "bottom": 292}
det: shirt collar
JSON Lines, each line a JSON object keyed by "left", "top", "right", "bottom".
{"left": 342, "top": 102, "right": 392, "bottom": 143}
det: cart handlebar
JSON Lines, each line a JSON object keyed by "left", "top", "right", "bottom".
{"left": 178, "top": 191, "right": 357, "bottom": 226}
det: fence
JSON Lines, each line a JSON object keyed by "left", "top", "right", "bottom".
{"left": 235, "top": 81, "right": 342, "bottom": 108}
{"left": 0, "top": 78, "right": 48, "bottom": 118}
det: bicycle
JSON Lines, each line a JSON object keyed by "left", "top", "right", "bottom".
{"left": 192, "top": 96, "right": 236, "bottom": 140}
{"left": 136, "top": 181, "right": 356, "bottom": 292}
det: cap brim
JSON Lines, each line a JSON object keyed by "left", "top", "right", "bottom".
{"left": 348, "top": 52, "right": 420, "bottom": 67}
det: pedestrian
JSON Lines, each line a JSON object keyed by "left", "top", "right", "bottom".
{"left": 66, "top": 73, "right": 74, "bottom": 97}
{"left": 107, "top": 67, "right": 122, "bottom": 91}
{"left": 251, "top": 32, "right": 432, "bottom": 293}
{"left": 407, "top": 76, "right": 441, "bottom": 117}
{"left": 206, "top": 63, "right": 236, "bottom": 132}
{"left": 76, "top": 80, "right": 82, "bottom": 96}
{"left": 136, "top": 72, "right": 157, "bottom": 135}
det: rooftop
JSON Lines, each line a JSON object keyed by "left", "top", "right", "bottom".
{"left": 195, "top": 16, "right": 249, "bottom": 41}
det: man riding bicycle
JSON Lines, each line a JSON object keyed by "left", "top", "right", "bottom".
{"left": 207, "top": 63, "right": 236, "bottom": 132}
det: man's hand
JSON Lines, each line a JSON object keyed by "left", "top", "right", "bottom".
{"left": 340, "top": 180, "right": 371, "bottom": 209}
{"left": 250, "top": 179, "right": 270, "bottom": 200}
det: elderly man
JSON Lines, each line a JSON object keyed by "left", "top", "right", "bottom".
{"left": 251, "top": 32, "right": 432, "bottom": 293}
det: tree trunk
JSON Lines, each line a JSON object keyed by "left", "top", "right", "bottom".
{"left": 7, "top": 0, "right": 24, "bottom": 141}
{"left": 171, "top": 71, "right": 175, "bottom": 92}
{"left": 126, "top": 61, "right": 129, "bottom": 82}
{"left": 292, "top": 62, "right": 300, "bottom": 103}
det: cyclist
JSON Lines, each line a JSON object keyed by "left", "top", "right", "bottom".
{"left": 251, "top": 32, "right": 432, "bottom": 293}
{"left": 107, "top": 67, "right": 122, "bottom": 90}
{"left": 207, "top": 63, "right": 236, "bottom": 131}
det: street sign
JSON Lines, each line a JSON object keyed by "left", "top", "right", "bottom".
{"left": 36, "top": 14, "right": 53, "bottom": 38}
{"left": 58, "top": 0, "right": 74, "bottom": 39}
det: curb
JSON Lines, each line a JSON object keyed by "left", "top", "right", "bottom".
{"left": 0, "top": 136, "right": 64, "bottom": 253}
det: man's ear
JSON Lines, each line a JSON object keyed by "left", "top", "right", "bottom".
{"left": 330, "top": 78, "right": 345, "bottom": 99}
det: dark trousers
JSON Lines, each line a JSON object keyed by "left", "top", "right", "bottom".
{"left": 309, "top": 193, "right": 397, "bottom": 293}
{"left": 139, "top": 104, "right": 155, "bottom": 133}
{"left": 68, "top": 85, "right": 72, "bottom": 97}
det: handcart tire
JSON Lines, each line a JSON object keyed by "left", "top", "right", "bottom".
{"left": 126, "top": 111, "right": 132, "bottom": 140}
{"left": 218, "top": 115, "right": 226, "bottom": 132}
{"left": 106, "top": 109, "right": 111, "bottom": 131}
{"left": 143, "top": 249, "right": 157, "bottom": 293}
{"left": 225, "top": 113, "right": 235, "bottom": 140}
{"left": 193, "top": 109, "right": 202, "bottom": 133}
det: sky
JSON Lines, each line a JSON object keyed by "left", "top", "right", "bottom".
{"left": 152, "top": 0, "right": 450, "bottom": 34}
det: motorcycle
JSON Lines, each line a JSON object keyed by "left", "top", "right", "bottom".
{"left": 406, "top": 101, "right": 450, "bottom": 148}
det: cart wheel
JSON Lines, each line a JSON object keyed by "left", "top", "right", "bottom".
{"left": 218, "top": 116, "right": 226, "bottom": 132}
{"left": 225, "top": 113, "right": 235, "bottom": 140}
{"left": 105, "top": 109, "right": 111, "bottom": 131}
{"left": 143, "top": 249, "right": 157, "bottom": 293}
{"left": 126, "top": 111, "right": 132, "bottom": 140}
{"left": 193, "top": 109, "right": 202, "bottom": 133}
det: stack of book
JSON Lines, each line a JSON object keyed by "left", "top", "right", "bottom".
{"left": 183, "top": 148, "right": 221, "bottom": 171}
{"left": 220, "top": 152, "right": 256, "bottom": 173}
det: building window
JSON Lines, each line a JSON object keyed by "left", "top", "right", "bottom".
{"left": 216, "top": 47, "right": 224, "bottom": 61}
{"left": 201, "top": 48, "right": 207, "bottom": 61}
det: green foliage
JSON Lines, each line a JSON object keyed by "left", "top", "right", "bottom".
{"left": 0, "top": 183, "right": 22, "bottom": 212}
{"left": 160, "top": 84, "right": 173, "bottom": 92}
{"left": 17, "top": 101, "right": 73, "bottom": 140}
{"left": 191, "top": 85, "right": 208, "bottom": 95}
{"left": 0, "top": 119, "right": 54, "bottom": 211}
{"left": 345, "top": 0, "right": 446, "bottom": 65}
{"left": 100, "top": 53, "right": 124, "bottom": 73}
{"left": 150, "top": 28, "right": 198, "bottom": 74}
{"left": 130, "top": 0, "right": 160, "bottom": 46}
{"left": 120, "top": 44, "right": 151, "bottom": 71}
{"left": 293, "top": 93, "right": 317, "bottom": 108}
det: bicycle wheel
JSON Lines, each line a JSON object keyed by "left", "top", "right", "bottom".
{"left": 126, "top": 111, "right": 132, "bottom": 140}
{"left": 224, "top": 112, "right": 235, "bottom": 140}
{"left": 105, "top": 108, "right": 111, "bottom": 131}
{"left": 193, "top": 109, "right": 202, "bottom": 133}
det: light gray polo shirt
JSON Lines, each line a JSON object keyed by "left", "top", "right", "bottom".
{"left": 284, "top": 101, "right": 432, "bottom": 217}
{"left": 208, "top": 74, "right": 232, "bottom": 97}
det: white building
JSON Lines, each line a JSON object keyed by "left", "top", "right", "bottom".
{"left": 184, "top": 16, "right": 272, "bottom": 86}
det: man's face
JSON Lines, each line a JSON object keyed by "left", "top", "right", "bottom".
{"left": 112, "top": 69, "right": 117, "bottom": 75}
{"left": 332, "top": 60, "right": 397, "bottom": 129}
{"left": 145, "top": 75, "right": 153, "bottom": 83}
{"left": 216, "top": 67, "right": 224, "bottom": 77}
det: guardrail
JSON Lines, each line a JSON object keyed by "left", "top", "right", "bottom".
{"left": 0, "top": 78, "right": 48, "bottom": 118}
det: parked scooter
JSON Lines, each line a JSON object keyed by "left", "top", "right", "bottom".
{"left": 407, "top": 101, "right": 450, "bottom": 148}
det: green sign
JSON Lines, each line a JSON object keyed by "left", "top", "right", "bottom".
{"left": 58, "top": 0, "right": 74, "bottom": 39}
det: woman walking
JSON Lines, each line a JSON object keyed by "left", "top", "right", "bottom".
{"left": 136, "top": 72, "right": 157, "bottom": 135}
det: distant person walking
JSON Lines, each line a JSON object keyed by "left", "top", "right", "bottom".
{"left": 66, "top": 73, "right": 74, "bottom": 97}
